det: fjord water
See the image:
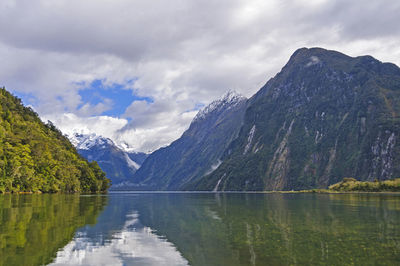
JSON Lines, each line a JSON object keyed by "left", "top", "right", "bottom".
{"left": 1, "top": 193, "right": 400, "bottom": 265}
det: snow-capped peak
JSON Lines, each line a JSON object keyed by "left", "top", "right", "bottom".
{"left": 194, "top": 90, "right": 246, "bottom": 121}
{"left": 116, "top": 141, "right": 138, "bottom": 153}
{"left": 68, "top": 133, "right": 115, "bottom": 150}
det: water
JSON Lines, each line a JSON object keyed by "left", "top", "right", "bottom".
{"left": 1, "top": 192, "right": 400, "bottom": 265}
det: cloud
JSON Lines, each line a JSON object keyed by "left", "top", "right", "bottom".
{"left": 44, "top": 113, "right": 128, "bottom": 140}
{"left": 118, "top": 99, "right": 198, "bottom": 152}
{"left": 1, "top": 0, "right": 400, "bottom": 151}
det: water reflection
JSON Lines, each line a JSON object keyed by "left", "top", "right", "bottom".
{"left": 0, "top": 194, "right": 107, "bottom": 266}
{"left": 2, "top": 193, "right": 400, "bottom": 266}
{"left": 120, "top": 193, "right": 400, "bottom": 265}
{"left": 50, "top": 212, "right": 187, "bottom": 266}
{"left": 49, "top": 194, "right": 188, "bottom": 266}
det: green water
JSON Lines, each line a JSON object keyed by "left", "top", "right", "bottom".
{"left": 1, "top": 193, "right": 400, "bottom": 265}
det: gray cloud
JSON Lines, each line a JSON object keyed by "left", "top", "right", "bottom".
{"left": 1, "top": 0, "right": 399, "bottom": 151}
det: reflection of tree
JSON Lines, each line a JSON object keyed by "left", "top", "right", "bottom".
{"left": 0, "top": 194, "right": 107, "bottom": 266}
{"left": 131, "top": 193, "right": 400, "bottom": 266}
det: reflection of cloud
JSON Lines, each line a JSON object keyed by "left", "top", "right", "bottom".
{"left": 49, "top": 212, "right": 188, "bottom": 266}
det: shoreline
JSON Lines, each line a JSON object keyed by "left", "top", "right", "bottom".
{"left": 2, "top": 189, "right": 400, "bottom": 195}
{"left": 108, "top": 190, "right": 400, "bottom": 194}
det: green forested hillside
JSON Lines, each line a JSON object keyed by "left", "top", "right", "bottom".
{"left": 0, "top": 87, "right": 110, "bottom": 193}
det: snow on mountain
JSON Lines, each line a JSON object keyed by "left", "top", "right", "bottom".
{"left": 69, "top": 133, "right": 115, "bottom": 150}
{"left": 130, "top": 89, "right": 247, "bottom": 190}
{"left": 116, "top": 141, "right": 138, "bottom": 153}
{"left": 67, "top": 133, "right": 148, "bottom": 185}
{"left": 124, "top": 153, "right": 140, "bottom": 170}
{"left": 193, "top": 90, "right": 246, "bottom": 122}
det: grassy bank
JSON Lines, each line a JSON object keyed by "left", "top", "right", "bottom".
{"left": 327, "top": 178, "right": 400, "bottom": 192}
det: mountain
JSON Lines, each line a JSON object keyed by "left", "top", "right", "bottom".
{"left": 191, "top": 47, "right": 400, "bottom": 191}
{"left": 69, "top": 133, "right": 147, "bottom": 186}
{"left": 0, "top": 87, "right": 109, "bottom": 193}
{"left": 128, "top": 91, "right": 247, "bottom": 190}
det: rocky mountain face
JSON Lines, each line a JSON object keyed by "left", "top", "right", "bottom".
{"left": 128, "top": 91, "right": 247, "bottom": 190}
{"left": 191, "top": 48, "right": 400, "bottom": 191}
{"left": 70, "top": 133, "right": 147, "bottom": 186}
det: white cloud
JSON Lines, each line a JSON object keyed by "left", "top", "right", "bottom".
{"left": 118, "top": 99, "right": 198, "bottom": 152}
{"left": 1, "top": 0, "right": 400, "bottom": 152}
{"left": 44, "top": 113, "right": 128, "bottom": 140}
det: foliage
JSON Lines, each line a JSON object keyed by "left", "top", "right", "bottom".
{"left": 0, "top": 87, "right": 110, "bottom": 193}
{"left": 0, "top": 194, "right": 107, "bottom": 266}
{"left": 329, "top": 177, "right": 400, "bottom": 192}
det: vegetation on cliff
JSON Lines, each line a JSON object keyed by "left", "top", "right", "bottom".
{"left": 0, "top": 87, "right": 110, "bottom": 193}
{"left": 193, "top": 48, "right": 400, "bottom": 191}
{"left": 328, "top": 177, "right": 400, "bottom": 192}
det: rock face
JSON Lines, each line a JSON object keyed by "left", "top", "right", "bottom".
{"left": 129, "top": 91, "right": 247, "bottom": 190}
{"left": 191, "top": 48, "right": 400, "bottom": 191}
{"left": 70, "top": 133, "right": 147, "bottom": 186}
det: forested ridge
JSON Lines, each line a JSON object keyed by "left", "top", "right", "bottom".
{"left": 0, "top": 87, "right": 110, "bottom": 193}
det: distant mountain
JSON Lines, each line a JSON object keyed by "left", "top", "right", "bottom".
{"left": 128, "top": 91, "right": 247, "bottom": 190}
{"left": 0, "top": 87, "right": 109, "bottom": 193}
{"left": 69, "top": 133, "right": 147, "bottom": 186}
{"left": 192, "top": 48, "right": 400, "bottom": 191}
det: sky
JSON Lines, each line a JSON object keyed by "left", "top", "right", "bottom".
{"left": 1, "top": 0, "right": 400, "bottom": 152}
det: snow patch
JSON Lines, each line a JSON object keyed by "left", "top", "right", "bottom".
{"left": 69, "top": 133, "right": 114, "bottom": 150}
{"left": 306, "top": 56, "right": 321, "bottom": 67}
{"left": 194, "top": 90, "right": 246, "bottom": 122}
{"left": 124, "top": 153, "right": 140, "bottom": 170}
{"left": 117, "top": 141, "right": 139, "bottom": 153}
{"left": 205, "top": 159, "right": 222, "bottom": 175}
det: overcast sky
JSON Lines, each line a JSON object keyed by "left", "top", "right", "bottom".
{"left": 1, "top": 0, "right": 400, "bottom": 152}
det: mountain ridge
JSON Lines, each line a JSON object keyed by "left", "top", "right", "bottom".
{"left": 127, "top": 90, "right": 248, "bottom": 190}
{"left": 192, "top": 47, "right": 400, "bottom": 191}
{"left": 69, "top": 133, "right": 147, "bottom": 186}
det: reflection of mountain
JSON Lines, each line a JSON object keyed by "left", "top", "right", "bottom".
{"left": 131, "top": 193, "right": 400, "bottom": 266}
{"left": 0, "top": 194, "right": 107, "bottom": 266}
{"left": 40, "top": 193, "right": 400, "bottom": 266}
{"left": 49, "top": 194, "right": 188, "bottom": 266}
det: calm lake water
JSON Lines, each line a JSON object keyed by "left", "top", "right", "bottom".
{"left": 1, "top": 192, "right": 400, "bottom": 266}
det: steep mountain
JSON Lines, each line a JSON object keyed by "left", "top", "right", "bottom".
{"left": 69, "top": 133, "right": 147, "bottom": 186}
{"left": 0, "top": 87, "right": 109, "bottom": 193}
{"left": 191, "top": 47, "right": 400, "bottom": 191}
{"left": 129, "top": 91, "right": 247, "bottom": 190}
